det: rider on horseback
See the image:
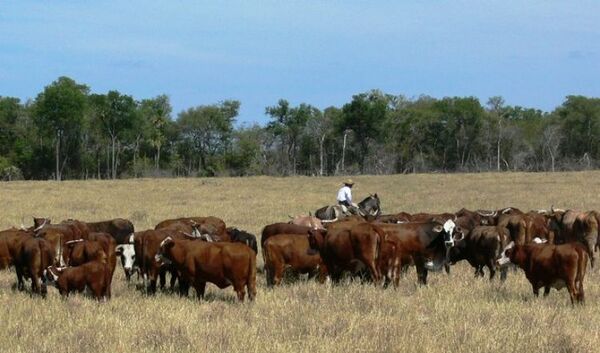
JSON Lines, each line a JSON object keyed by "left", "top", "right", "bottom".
{"left": 337, "top": 179, "right": 358, "bottom": 215}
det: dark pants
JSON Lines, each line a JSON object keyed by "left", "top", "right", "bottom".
{"left": 338, "top": 200, "right": 351, "bottom": 207}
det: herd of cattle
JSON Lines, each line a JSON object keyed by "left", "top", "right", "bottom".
{"left": 0, "top": 205, "right": 597, "bottom": 304}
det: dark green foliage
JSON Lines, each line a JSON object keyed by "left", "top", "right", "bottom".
{"left": 1, "top": 76, "right": 599, "bottom": 180}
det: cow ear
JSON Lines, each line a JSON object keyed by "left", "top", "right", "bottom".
{"left": 432, "top": 224, "right": 443, "bottom": 233}
{"left": 115, "top": 245, "right": 123, "bottom": 255}
{"left": 374, "top": 193, "right": 378, "bottom": 198}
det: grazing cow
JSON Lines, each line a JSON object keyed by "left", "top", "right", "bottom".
{"left": 307, "top": 222, "right": 385, "bottom": 284}
{"left": 374, "top": 220, "right": 462, "bottom": 285}
{"left": 261, "top": 223, "right": 313, "bottom": 246}
{"left": 225, "top": 227, "right": 258, "bottom": 253}
{"left": 155, "top": 216, "right": 228, "bottom": 241}
{"left": 44, "top": 259, "right": 111, "bottom": 300}
{"left": 547, "top": 208, "right": 598, "bottom": 268}
{"left": 263, "top": 234, "right": 326, "bottom": 286}
{"left": 497, "top": 241, "right": 587, "bottom": 304}
{"left": 156, "top": 237, "right": 257, "bottom": 301}
{"left": 447, "top": 226, "right": 510, "bottom": 281}
{"left": 63, "top": 234, "right": 116, "bottom": 297}
{"left": 288, "top": 215, "right": 325, "bottom": 230}
{"left": 14, "top": 236, "right": 55, "bottom": 296}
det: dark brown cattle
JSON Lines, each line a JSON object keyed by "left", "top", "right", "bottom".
{"left": 497, "top": 214, "right": 528, "bottom": 245}
{"left": 263, "top": 234, "right": 326, "bottom": 286}
{"left": 44, "top": 259, "right": 110, "bottom": 300}
{"left": 0, "top": 228, "right": 32, "bottom": 272}
{"left": 155, "top": 216, "right": 228, "bottom": 241}
{"left": 547, "top": 208, "right": 598, "bottom": 268}
{"left": 497, "top": 241, "right": 587, "bottom": 304}
{"left": 307, "top": 222, "right": 385, "bottom": 284}
{"left": 14, "top": 236, "right": 55, "bottom": 296}
{"left": 261, "top": 223, "right": 312, "bottom": 246}
{"left": 156, "top": 237, "right": 257, "bottom": 301}
{"left": 225, "top": 227, "right": 258, "bottom": 253}
{"left": 63, "top": 234, "right": 116, "bottom": 298}
{"left": 85, "top": 218, "right": 134, "bottom": 244}
{"left": 374, "top": 219, "right": 462, "bottom": 285}
{"left": 135, "top": 229, "right": 184, "bottom": 294}
{"left": 60, "top": 219, "right": 90, "bottom": 239}
{"left": 447, "top": 225, "right": 510, "bottom": 280}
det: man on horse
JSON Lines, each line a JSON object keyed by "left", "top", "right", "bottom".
{"left": 337, "top": 179, "right": 359, "bottom": 215}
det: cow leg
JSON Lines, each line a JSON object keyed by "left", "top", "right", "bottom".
{"left": 487, "top": 261, "right": 496, "bottom": 281}
{"left": 499, "top": 267, "right": 508, "bottom": 282}
{"left": 169, "top": 270, "right": 178, "bottom": 290}
{"left": 178, "top": 279, "right": 190, "bottom": 297}
{"left": 234, "top": 283, "right": 246, "bottom": 302}
{"left": 158, "top": 268, "right": 167, "bottom": 290}
{"left": 543, "top": 286, "right": 551, "bottom": 297}
{"left": 532, "top": 285, "right": 540, "bottom": 297}
{"left": 444, "top": 263, "right": 450, "bottom": 275}
{"left": 567, "top": 281, "right": 577, "bottom": 305}
{"left": 194, "top": 282, "right": 206, "bottom": 300}
{"left": 15, "top": 267, "right": 25, "bottom": 291}
{"left": 415, "top": 261, "right": 428, "bottom": 285}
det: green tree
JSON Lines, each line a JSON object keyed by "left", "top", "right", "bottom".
{"left": 556, "top": 96, "right": 600, "bottom": 166}
{"left": 33, "top": 77, "right": 88, "bottom": 180}
{"left": 177, "top": 100, "right": 240, "bottom": 176}
{"left": 88, "top": 91, "right": 138, "bottom": 179}
{"left": 139, "top": 95, "right": 172, "bottom": 170}
{"left": 339, "top": 90, "right": 388, "bottom": 172}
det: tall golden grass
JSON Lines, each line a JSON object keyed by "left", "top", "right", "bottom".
{"left": 1, "top": 172, "right": 600, "bottom": 353}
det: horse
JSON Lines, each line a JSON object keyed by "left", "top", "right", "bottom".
{"left": 315, "top": 194, "right": 382, "bottom": 221}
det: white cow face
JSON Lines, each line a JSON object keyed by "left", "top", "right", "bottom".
{"left": 116, "top": 244, "right": 135, "bottom": 278}
{"left": 496, "top": 241, "right": 515, "bottom": 267}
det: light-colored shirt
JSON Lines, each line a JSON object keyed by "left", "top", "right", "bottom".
{"left": 337, "top": 186, "right": 352, "bottom": 203}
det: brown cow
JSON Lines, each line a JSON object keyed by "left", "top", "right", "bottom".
{"left": 44, "top": 259, "right": 111, "bottom": 300}
{"left": 63, "top": 234, "right": 116, "bottom": 298}
{"left": 14, "top": 236, "right": 55, "bottom": 296}
{"left": 375, "top": 212, "right": 412, "bottom": 224}
{"left": 307, "top": 222, "right": 385, "bottom": 284}
{"left": 85, "top": 218, "right": 134, "bottom": 244}
{"left": 261, "top": 223, "right": 313, "bottom": 246}
{"left": 263, "top": 234, "right": 326, "bottom": 286}
{"left": 497, "top": 241, "right": 587, "bottom": 304}
{"left": 134, "top": 229, "right": 184, "bottom": 294}
{"left": 155, "top": 216, "right": 228, "bottom": 241}
{"left": 374, "top": 219, "right": 463, "bottom": 285}
{"left": 547, "top": 208, "right": 598, "bottom": 268}
{"left": 0, "top": 228, "right": 33, "bottom": 274}
{"left": 156, "top": 237, "right": 257, "bottom": 301}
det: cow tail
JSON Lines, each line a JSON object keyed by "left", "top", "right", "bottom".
{"left": 247, "top": 251, "right": 257, "bottom": 301}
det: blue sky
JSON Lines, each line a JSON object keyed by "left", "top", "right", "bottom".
{"left": 1, "top": 1, "right": 599, "bottom": 124}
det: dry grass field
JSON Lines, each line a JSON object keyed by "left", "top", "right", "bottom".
{"left": 1, "top": 172, "right": 600, "bottom": 353}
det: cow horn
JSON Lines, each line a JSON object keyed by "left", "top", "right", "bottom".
{"left": 64, "top": 239, "right": 85, "bottom": 245}
{"left": 477, "top": 210, "right": 494, "bottom": 217}
{"left": 182, "top": 232, "right": 196, "bottom": 238}
{"left": 33, "top": 219, "right": 48, "bottom": 232}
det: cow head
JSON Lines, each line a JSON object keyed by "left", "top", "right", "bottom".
{"left": 432, "top": 219, "right": 463, "bottom": 248}
{"left": 62, "top": 239, "right": 85, "bottom": 266}
{"left": 33, "top": 217, "right": 51, "bottom": 231}
{"left": 115, "top": 234, "right": 135, "bottom": 280}
{"left": 43, "top": 265, "right": 63, "bottom": 285}
{"left": 307, "top": 229, "right": 327, "bottom": 253}
{"left": 496, "top": 241, "right": 519, "bottom": 267}
{"left": 155, "top": 236, "right": 175, "bottom": 265}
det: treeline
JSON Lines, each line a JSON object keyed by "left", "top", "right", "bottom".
{"left": 1, "top": 76, "right": 599, "bottom": 180}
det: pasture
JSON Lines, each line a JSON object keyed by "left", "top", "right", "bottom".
{"left": 1, "top": 172, "right": 600, "bottom": 353}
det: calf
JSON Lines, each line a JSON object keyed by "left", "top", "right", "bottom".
{"left": 156, "top": 237, "right": 256, "bottom": 301}
{"left": 497, "top": 241, "right": 587, "bottom": 304}
{"left": 63, "top": 234, "right": 116, "bottom": 298}
{"left": 263, "top": 234, "right": 326, "bottom": 286}
{"left": 135, "top": 229, "right": 183, "bottom": 294}
{"left": 44, "top": 260, "right": 110, "bottom": 300}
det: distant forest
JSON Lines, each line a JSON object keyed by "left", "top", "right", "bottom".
{"left": 1, "top": 76, "right": 599, "bottom": 180}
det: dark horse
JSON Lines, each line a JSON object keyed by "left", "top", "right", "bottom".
{"left": 315, "top": 194, "right": 382, "bottom": 221}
